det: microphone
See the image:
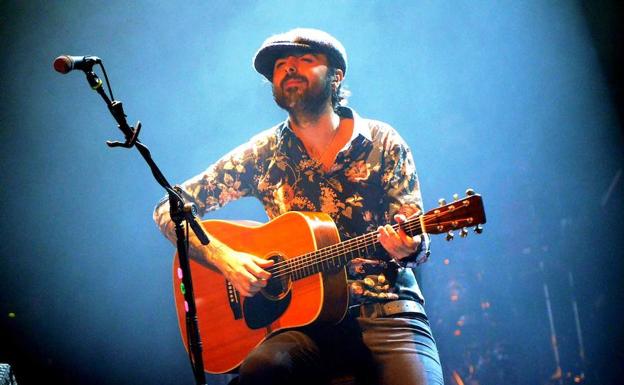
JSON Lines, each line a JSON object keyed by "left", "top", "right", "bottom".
{"left": 53, "top": 55, "right": 101, "bottom": 74}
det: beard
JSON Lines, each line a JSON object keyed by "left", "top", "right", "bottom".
{"left": 272, "top": 72, "right": 333, "bottom": 119}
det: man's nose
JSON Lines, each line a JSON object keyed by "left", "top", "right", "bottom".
{"left": 285, "top": 56, "right": 298, "bottom": 74}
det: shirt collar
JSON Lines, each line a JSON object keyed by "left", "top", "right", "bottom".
{"left": 337, "top": 106, "right": 372, "bottom": 142}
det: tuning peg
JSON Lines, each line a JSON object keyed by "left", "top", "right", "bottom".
{"left": 474, "top": 224, "right": 483, "bottom": 234}
{"left": 446, "top": 231, "right": 454, "bottom": 241}
{"left": 438, "top": 198, "right": 447, "bottom": 206}
{"left": 453, "top": 193, "right": 459, "bottom": 201}
{"left": 465, "top": 188, "right": 475, "bottom": 196}
{"left": 460, "top": 228, "right": 468, "bottom": 238}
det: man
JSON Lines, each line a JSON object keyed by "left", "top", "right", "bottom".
{"left": 154, "top": 28, "right": 443, "bottom": 385}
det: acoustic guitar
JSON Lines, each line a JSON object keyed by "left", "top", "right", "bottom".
{"left": 172, "top": 190, "right": 486, "bottom": 373}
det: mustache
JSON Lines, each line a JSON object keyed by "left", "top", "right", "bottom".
{"left": 281, "top": 75, "right": 307, "bottom": 88}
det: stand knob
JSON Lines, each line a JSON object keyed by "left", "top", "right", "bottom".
{"left": 183, "top": 202, "right": 198, "bottom": 216}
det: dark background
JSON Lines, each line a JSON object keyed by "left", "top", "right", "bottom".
{"left": 1, "top": 1, "right": 622, "bottom": 384}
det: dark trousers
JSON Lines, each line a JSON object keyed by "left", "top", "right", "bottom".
{"left": 231, "top": 312, "right": 444, "bottom": 385}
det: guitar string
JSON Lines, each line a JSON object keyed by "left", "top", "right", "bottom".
{"left": 268, "top": 232, "right": 375, "bottom": 278}
{"left": 268, "top": 219, "right": 426, "bottom": 279}
{"left": 267, "top": 217, "right": 434, "bottom": 278}
{"left": 267, "top": 220, "right": 416, "bottom": 277}
{"left": 268, "top": 211, "right": 470, "bottom": 280}
{"left": 270, "top": 231, "right": 382, "bottom": 280}
{"left": 270, "top": 220, "right": 424, "bottom": 279}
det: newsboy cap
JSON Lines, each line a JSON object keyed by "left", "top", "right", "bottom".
{"left": 253, "top": 28, "right": 347, "bottom": 81}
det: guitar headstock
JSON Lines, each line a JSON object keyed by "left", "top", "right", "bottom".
{"left": 423, "top": 189, "right": 486, "bottom": 240}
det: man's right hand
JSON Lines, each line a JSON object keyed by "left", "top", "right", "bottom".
{"left": 181, "top": 228, "right": 274, "bottom": 298}
{"left": 212, "top": 250, "right": 274, "bottom": 297}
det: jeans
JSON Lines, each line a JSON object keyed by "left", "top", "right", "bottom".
{"left": 233, "top": 311, "right": 444, "bottom": 385}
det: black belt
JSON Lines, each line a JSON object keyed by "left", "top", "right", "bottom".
{"left": 350, "top": 300, "right": 426, "bottom": 319}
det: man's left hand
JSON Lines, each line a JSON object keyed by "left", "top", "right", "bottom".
{"left": 378, "top": 213, "right": 421, "bottom": 262}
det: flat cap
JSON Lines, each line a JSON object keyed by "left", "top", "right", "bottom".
{"left": 253, "top": 28, "right": 347, "bottom": 81}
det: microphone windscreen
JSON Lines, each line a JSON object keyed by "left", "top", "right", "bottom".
{"left": 53, "top": 55, "right": 72, "bottom": 74}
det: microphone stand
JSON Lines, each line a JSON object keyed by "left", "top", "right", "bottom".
{"left": 81, "top": 68, "right": 209, "bottom": 385}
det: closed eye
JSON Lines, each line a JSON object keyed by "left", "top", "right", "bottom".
{"left": 274, "top": 59, "right": 286, "bottom": 69}
{"left": 300, "top": 54, "right": 316, "bottom": 63}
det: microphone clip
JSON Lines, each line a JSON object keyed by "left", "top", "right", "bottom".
{"left": 105, "top": 100, "right": 141, "bottom": 149}
{"left": 106, "top": 120, "right": 141, "bottom": 148}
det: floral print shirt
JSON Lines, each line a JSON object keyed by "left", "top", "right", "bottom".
{"left": 154, "top": 107, "right": 426, "bottom": 305}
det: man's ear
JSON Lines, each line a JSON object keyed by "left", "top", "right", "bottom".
{"left": 333, "top": 68, "right": 344, "bottom": 85}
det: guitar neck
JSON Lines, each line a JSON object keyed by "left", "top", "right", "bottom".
{"left": 270, "top": 217, "right": 423, "bottom": 282}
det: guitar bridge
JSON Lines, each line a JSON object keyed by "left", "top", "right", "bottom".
{"left": 226, "top": 280, "right": 242, "bottom": 319}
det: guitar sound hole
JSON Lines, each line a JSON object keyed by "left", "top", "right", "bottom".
{"left": 262, "top": 254, "right": 291, "bottom": 300}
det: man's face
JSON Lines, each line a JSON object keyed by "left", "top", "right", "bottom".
{"left": 271, "top": 52, "right": 333, "bottom": 116}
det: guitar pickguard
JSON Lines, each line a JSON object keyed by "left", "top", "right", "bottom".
{"left": 243, "top": 288, "right": 292, "bottom": 329}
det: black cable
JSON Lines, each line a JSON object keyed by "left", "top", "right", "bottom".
{"left": 98, "top": 62, "right": 115, "bottom": 101}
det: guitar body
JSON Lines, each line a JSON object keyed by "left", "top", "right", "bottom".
{"left": 172, "top": 211, "right": 348, "bottom": 374}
